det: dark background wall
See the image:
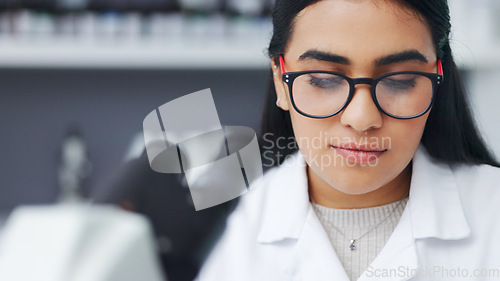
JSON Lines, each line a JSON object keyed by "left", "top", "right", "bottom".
{"left": 0, "top": 68, "right": 270, "bottom": 212}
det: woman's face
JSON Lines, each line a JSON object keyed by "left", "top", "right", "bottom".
{"left": 273, "top": 0, "right": 437, "bottom": 195}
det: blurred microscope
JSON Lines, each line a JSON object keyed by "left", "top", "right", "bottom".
{"left": 0, "top": 126, "right": 167, "bottom": 281}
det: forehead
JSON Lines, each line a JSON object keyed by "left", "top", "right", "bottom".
{"left": 287, "top": 0, "right": 435, "bottom": 63}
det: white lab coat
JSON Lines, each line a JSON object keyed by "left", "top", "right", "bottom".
{"left": 197, "top": 145, "right": 500, "bottom": 281}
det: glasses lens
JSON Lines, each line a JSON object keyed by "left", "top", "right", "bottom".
{"left": 375, "top": 73, "right": 433, "bottom": 118}
{"left": 292, "top": 72, "right": 350, "bottom": 116}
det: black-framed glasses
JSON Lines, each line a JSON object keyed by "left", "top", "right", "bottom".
{"left": 279, "top": 56, "right": 444, "bottom": 119}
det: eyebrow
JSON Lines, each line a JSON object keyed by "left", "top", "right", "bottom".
{"left": 374, "top": 50, "right": 429, "bottom": 66}
{"left": 299, "top": 50, "right": 350, "bottom": 65}
{"left": 298, "top": 49, "right": 429, "bottom": 66}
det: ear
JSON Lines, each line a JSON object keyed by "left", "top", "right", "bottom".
{"left": 271, "top": 59, "right": 290, "bottom": 111}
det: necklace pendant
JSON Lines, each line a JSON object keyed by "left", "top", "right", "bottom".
{"left": 349, "top": 239, "right": 356, "bottom": 251}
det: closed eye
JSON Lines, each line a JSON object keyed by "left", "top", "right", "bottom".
{"left": 379, "top": 77, "right": 417, "bottom": 91}
{"left": 307, "top": 74, "right": 345, "bottom": 89}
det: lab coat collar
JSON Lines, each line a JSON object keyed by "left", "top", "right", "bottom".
{"left": 256, "top": 145, "right": 471, "bottom": 280}
{"left": 257, "top": 145, "right": 471, "bottom": 243}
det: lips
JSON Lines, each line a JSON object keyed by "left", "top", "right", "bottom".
{"left": 330, "top": 142, "right": 387, "bottom": 164}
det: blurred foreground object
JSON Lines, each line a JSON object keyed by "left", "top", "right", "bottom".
{"left": 92, "top": 148, "right": 238, "bottom": 281}
{"left": 0, "top": 204, "right": 166, "bottom": 281}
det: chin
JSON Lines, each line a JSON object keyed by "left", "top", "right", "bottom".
{"left": 326, "top": 178, "right": 382, "bottom": 195}
{"left": 335, "top": 186, "right": 379, "bottom": 195}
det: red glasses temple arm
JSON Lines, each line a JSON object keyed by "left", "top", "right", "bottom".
{"left": 279, "top": 55, "right": 286, "bottom": 75}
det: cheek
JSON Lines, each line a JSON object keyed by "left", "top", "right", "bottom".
{"left": 388, "top": 117, "right": 428, "bottom": 151}
{"left": 288, "top": 111, "right": 329, "bottom": 150}
{"left": 288, "top": 110, "right": 305, "bottom": 140}
{"left": 378, "top": 117, "right": 428, "bottom": 180}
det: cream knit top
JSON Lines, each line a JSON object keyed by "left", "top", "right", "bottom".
{"left": 312, "top": 196, "right": 409, "bottom": 281}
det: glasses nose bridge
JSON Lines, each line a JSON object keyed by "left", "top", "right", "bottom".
{"left": 345, "top": 77, "right": 378, "bottom": 110}
{"left": 351, "top": 77, "right": 374, "bottom": 87}
{"left": 349, "top": 77, "right": 376, "bottom": 99}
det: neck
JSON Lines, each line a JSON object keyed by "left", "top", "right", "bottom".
{"left": 308, "top": 164, "right": 411, "bottom": 209}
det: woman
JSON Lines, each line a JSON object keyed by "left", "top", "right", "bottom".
{"left": 198, "top": 0, "right": 500, "bottom": 280}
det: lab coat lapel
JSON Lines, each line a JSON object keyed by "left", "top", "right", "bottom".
{"left": 256, "top": 153, "right": 309, "bottom": 243}
{"left": 408, "top": 146, "right": 471, "bottom": 240}
{"left": 257, "top": 153, "right": 351, "bottom": 280}
{"left": 357, "top": 204, "right": 418, "bottom": 281}
{"left": 284, "top": 207, "right": 351, "bottom": 281}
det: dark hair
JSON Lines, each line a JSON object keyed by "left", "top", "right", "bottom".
{"left": 260, "top": 0, "right": 500, "bottom": 168}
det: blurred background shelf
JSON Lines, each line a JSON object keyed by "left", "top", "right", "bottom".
{"left": 0, "top": 37, "right": 499, "bottom": 70}
{"left": 0, "top": 36, "right": 271, "bottom": 69}
{"left": 0, "top": 9, "right": 273, "bottom": 69}
{"left": 0, "top": 0, "right": 498, "bottom": 70}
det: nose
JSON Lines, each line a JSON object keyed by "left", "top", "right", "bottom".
{"left": 340, "top": 85, "right": 383, "bottom": 132}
